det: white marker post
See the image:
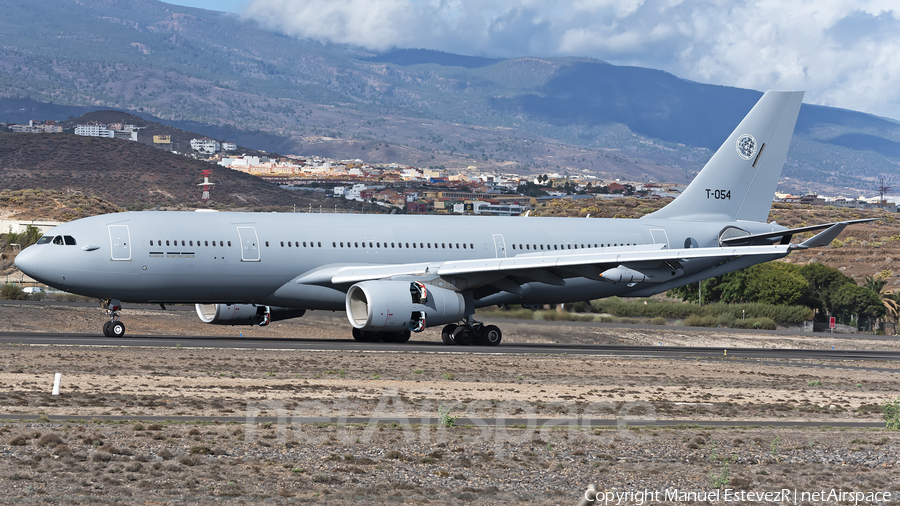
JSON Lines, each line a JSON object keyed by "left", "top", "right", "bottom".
{"left": 52, "top": 373, "right": 62, "bottom": 396}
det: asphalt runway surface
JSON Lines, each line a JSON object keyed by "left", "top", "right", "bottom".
{"left": 2, "top": 331, "right": 900, "bottom": 373}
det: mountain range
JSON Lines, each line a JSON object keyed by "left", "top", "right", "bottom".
{"left": 1, "top": 0, "right": 899, "bottom": 195}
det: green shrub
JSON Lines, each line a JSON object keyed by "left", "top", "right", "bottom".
{"left": 684, "top": 314, "right": 717, "bottom": 327}
{"left": 649, "top": 317, "right": 667, "bottom": 326}
{"left": 1, "top": 284, "right": 26, "bottom": 301}
{"left": 716, "top": 313, "right": 736, "bottom": 327}
{"left": 882, "top": 397, "right": 900, "bottom": 430}
{"left": 732, "top": 317, "right": 777, "bottom": 330}
{"left": 478, "top": 299, "right": 812, "bottom": 326}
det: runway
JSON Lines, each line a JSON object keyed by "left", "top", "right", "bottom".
{"left": 2, "top": 331, "right": 900, "bottom": 366}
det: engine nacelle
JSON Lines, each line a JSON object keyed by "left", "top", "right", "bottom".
{"left": 346, "top": 280, "right": 465, "bottom": 332}
{"left": 195, "top": 304, "right": 306, "bottom": 326}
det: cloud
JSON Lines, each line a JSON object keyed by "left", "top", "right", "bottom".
{"left": 244, "top": 0, "right": 900, "bottom": 119}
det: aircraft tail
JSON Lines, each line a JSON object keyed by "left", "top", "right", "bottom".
{"left": 643, "top": 90, "right": 804, "bottom": 222}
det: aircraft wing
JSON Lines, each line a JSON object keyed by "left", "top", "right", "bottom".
{"left": 293, "top": 243, "right": 795, "bottom": 293}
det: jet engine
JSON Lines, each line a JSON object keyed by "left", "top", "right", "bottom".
{"left": 195, "top": 304, "right": 306, "bottom": 326}
{"left": 346, "top": 280, "right": 465, "bottom": 332}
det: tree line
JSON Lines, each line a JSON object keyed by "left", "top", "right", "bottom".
{"left": 668, "top": 262, "right": 895, "bottom": 331}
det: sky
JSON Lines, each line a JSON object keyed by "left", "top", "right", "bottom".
{"left": 165, "top": 0, "right": 900, "bottom": 120}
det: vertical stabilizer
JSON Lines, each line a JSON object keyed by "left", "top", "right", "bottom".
{"left": 643, "top": 91, "right": 804, "bottom": 222}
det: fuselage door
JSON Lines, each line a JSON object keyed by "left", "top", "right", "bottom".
{"left": 492, "top": 234, "right": 507, "bottom": 258}
{"left": 237, "top": 226, "right": 260, "bottom": 262}
{"left": 649, "top": 229, "right": 670, "bottom": 249}
{"left": 108, "top": 225, "right": 131, "bottom": 261}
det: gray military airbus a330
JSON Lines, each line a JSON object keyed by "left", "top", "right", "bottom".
{"left": 15, "top": 91, "right": 872, "bottom": 345}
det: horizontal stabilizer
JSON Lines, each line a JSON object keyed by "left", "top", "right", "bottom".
{"left": 721, "top": 218, "right": 880, "bottom": 246}
{"left": 796, "top": 219, "right": 880, "bottom": 249}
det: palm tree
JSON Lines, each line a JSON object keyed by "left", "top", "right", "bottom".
{"left": 864, "top": 272, "right": 898, "bottom": 334}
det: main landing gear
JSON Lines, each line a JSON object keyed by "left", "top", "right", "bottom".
{"left": 351, "top": 328, "right": 412, "bottom": 343}
{"left": 101, "top": 299, "right": 126, "bottom": 338}
{"left": 441, "top": 320, "right": 502, "bottom": 346}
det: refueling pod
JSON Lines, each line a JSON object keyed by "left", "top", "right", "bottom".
{"left": 346, "top": 280, "right": 465, "bottom": 332}
{"left": 195, "top": 304, "right": 306, "bottom": 326}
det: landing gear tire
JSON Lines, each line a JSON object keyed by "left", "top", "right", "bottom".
{"left": 392, "top": 330, "right": 411, "bottom": 344}
{"left": 102, "top": 321, "right": 112, "bottom": 337}
{"left": 478, "top": 325, "right": 502, "bottom": 346}
{"left": 441, "top": 324, "right": 457, "bottom": 345}
{"left": 352, "top": 328, "right": 364, "bottom": 342}
{"left": 109, "top": 321, "right": 125, "bottom": 338}
{"left": 452, "top": 325, "right": 475, "bottom": 346}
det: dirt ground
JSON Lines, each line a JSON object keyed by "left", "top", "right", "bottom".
{"left": 0, "top": 303, "right": 898, "bottom": 504}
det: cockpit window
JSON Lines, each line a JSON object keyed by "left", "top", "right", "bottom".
{"left": 53, "top": 236, "right": 64, "bottom": 245}
{"left": 64, "top": 236, "right": 76, "bottom": 245}
{"left": 36, "top": 236, "right": 53, "bottom": 244}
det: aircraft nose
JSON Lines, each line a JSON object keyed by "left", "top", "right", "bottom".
{"left": 14, "top": 246, "right": 41, "bottom": 279}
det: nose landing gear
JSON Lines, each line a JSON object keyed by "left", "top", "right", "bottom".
{"left": 101, "top": 299, "right": 126, "bottom": 337}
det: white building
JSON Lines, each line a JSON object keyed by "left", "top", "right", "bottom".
{"left": 0, "top": 219, "right": 62, "bottom": 235}
{"left": 221, "top": 142, "right": 237, "bottom": 152}
{"left": 75, "top": 124, "right": 114, "bottom": 138}
{"left": 190, "top": 138, "right": 221, "bottom": 154}
{"left": 219, "top": 156, "right": 264, "bottom": 168}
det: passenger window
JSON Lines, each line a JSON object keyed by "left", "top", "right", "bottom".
{"left": 295, "top": 242, "right": 298, "bottom": 247}
{"left": 227, "top": 241, "right": 231, "bottom": 247}
{"left": 205, "top": 241, "right": 209, "bottom": 246}
{"left": 150, "top": 240, "right": 154, "bottom": 246}
{"left": 189, "top": 240, "right": 193, "bottom": 247}
{"left": 333, "top": 242, "right": 337, "bottom": 247}
{"left": 318, "top": 242, "right": 321, "bottom": 247}
{"left": 166, "top": 240, "right": 170, "bottom": 246}
{"left": 304, "top": 242, "right": 307, "bottom": 247}
{"left": 265, "top": 241, "right": 269, "bottom": 247}
{"left": 377, "top": 242, "right": 380, "bottom": 248}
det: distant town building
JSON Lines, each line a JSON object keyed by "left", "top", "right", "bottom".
{"left": 10, "top": 120, "right": 62, "bottom": 134}
{"left": 75, "top": 124, "right": 114, "bottom": 138}
{"left": 221, "top": 142, "right": 237, "bottom": 152}
{"left": 190, "top": 137, "right": 220, "bottom": 154}
{"left": 153, "top": 135, "right": 171, "bottom": 144}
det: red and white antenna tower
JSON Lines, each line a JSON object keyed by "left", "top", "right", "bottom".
{"left": 199, "top": 169, "right": 215, "bottom": 202}
{"left": 878, "top": 177, "right": 891, "bottom": 208}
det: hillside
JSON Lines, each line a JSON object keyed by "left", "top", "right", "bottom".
{"left": 0, "top": 0, "right": 898, "bottom": 194}
{"left": 0, "top": 133, "right": 358, "bottom": 211}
